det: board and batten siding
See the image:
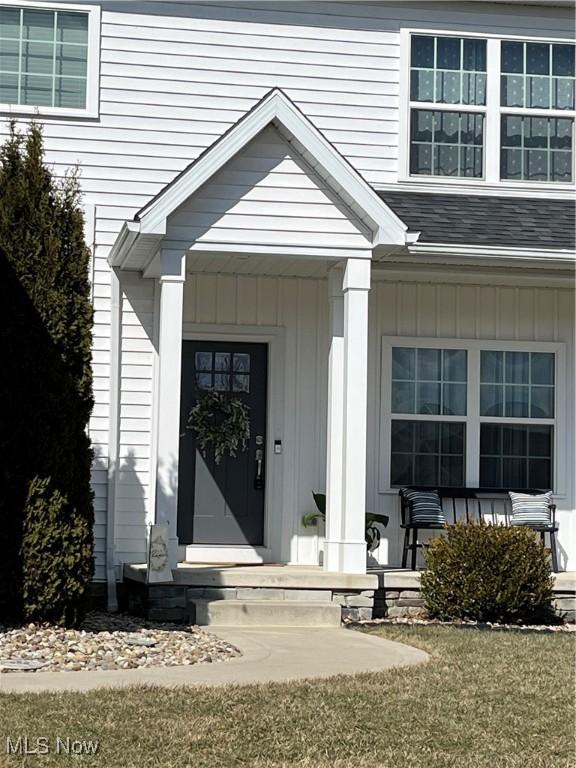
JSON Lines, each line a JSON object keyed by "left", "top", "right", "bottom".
{"left": 0, "top": 1, "right": 573, "bottom": 576}
{"left": 368, "top": 279, "right": 576, "bottom": 568}
{"left": 176, "top": 272, "right": 576, "bottom": 570}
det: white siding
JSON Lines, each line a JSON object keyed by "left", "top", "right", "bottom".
{"left": 180, "top": 271, "right": 576, "bottom": 570}
{"left": 115, "top": 273, "right": 157, "bottom": 567}
{"left": 166, "top": 125, "right": 371, "bottom": 252}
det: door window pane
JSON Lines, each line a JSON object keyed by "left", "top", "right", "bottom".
{"left": 411, "top": 110, "right": 484, "bottom": 177}
{"left": 0, "top": 7, "right": 88, "bottom": 108}
{"left": 232, "top": 374, "right": 250, "bottom": 393}
{"left": 195, "top": 352, "right": 212, "bottom": 371}
{"left": 214, "top": 353, "right": 231, "bottom": 371}
{"left": 194, "top": 349, "right": 251, "bottom": 393}
{"left": 213, "top": 374, "right": 230, "bottom": 392}
{"left": 233, "top": 353, "right": 250, "bottom": 373}
{"left": 391, "top": 420, "right": 465, "bottom": 487}
{"left": 480, "top": 424, "right": 553, "bottom": 489}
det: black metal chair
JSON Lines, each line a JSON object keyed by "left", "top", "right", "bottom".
{"left": 399, "top": 487, "right": 455, "bottom": 571}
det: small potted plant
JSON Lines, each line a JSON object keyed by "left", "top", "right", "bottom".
{"left": 302, "top": 492, "right": 389, "bottom": 552}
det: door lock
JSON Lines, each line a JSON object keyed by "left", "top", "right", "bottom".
{"left": 254, "top": 437, "right": 264, "bottom": 489}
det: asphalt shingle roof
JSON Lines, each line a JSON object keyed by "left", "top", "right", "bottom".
{"left": 377, "top": 191, "right": 575, "bottom": 250}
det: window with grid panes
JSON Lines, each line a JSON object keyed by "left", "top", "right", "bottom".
{"left": 500, "top": 41, "right": 574, "bottom": 182}
{"left": 409, "top": 35, "right": 487, "bottom": 178}
{"left": 388, "top": 344, "right": 557, "bottom": 491}
{"left": 0, "top": 5, "right": 89, "bottom": 109}
{"left": 407, "top": 32, "right": 575, "bottom": 184}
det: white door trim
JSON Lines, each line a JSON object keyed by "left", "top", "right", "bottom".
{"left": 181, "top": 323, "right": 286, "bottom": 564}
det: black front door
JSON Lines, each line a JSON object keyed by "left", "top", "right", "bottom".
{"left": 177, "top": 341, "right": 268, "bottom": 546}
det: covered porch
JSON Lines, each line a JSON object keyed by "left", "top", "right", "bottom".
{"left": 108, "top": 89, "right": 414, "bottom": 580}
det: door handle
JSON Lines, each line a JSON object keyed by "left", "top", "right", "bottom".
{"left": 254, "top": 447, "right": 264, "bottom": 490}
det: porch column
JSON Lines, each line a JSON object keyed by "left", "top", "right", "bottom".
{"left": 155, "top": 250, "right": 186, "bottom": 568}
{"left": 324, "top": 258, "right": 371, "bottom": 574}
{"left": 324, "top": 267, "right": 345, "bottom": 572}
{"left": 340, "top": 258, "right": 371, "bottom": 573}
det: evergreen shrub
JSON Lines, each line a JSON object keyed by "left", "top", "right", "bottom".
{"left": 0, "top": 121, "right": 94, "bottom": 626}
{"left": 421, "top": 522, "right": 555, "bottom": 625}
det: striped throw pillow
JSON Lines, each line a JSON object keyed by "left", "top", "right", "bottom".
{"left": 509, "top": 492, "right": 553, "bottom": 527}
{"left": 402, "top": 489, "right": 446, "bottom": 525}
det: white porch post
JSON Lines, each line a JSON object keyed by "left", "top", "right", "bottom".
{"left": 324, "top": 267, "right": 344, "bottom": 572}
{"left": 155, "top": 250, "right": 186, "bottom": 568}
{"left": 341, "top": 258, "right": 371, "bottom": 573}
{"left": 324, "top": 258, "right": 371, "bottom": 574}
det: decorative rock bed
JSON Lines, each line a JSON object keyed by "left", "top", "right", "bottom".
{"left": 0, "top": 612, "right": 240, "bottom": 672}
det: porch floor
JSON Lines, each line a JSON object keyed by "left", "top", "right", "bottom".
{"left": 124, "top": 562, "right": 378, "bottom": 590}
{"left": 124, "top": 563, "right": 575, "bottom": 592}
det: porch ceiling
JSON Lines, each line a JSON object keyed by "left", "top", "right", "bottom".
{"left": 108, "top": 89, "right": 413, "bottom": 273}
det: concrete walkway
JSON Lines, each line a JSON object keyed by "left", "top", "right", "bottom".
{"left": 0, "top": 627, "right": 428, "bottom": 693}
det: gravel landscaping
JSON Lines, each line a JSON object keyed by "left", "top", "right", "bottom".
{"left": 0, "top": 612, "right": 240, "bottom": 672}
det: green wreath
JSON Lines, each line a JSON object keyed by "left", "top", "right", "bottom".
{"left": 187, "top": 391, "right": 251, "bottom": 464}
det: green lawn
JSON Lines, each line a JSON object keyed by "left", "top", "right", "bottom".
{"left": 0, "top": 625, "right": 574, "bottom": 768}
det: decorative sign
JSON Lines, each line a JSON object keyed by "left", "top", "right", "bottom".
{"left": 146, "top": 525, "right": 173, "bottom": 584}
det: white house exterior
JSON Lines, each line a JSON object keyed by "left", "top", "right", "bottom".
{"left": 1, "top": 0, "right": 574, "bottom": 604}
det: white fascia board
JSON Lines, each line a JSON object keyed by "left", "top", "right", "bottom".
{"left": 188, "top": 241, "right": 372, "bottom": 260}
{"left": 409, "top": 242, "right": 576, "bottom": 264}
{"left": 108, "top": 220, "right": 140, "bottom": 268}
{"left": 137, "top": 89, "right": 408, "bottom": 247}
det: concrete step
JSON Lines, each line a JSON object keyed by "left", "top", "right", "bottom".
{"left": 192, "top": 599, "right": 342, "bottom": 627}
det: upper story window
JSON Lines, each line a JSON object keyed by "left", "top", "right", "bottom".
{"left": 405, "top": 31, "right": 575, "bottom": 186}
{"left": 0, "top": 2, "right": 99, "bottom": 117}
{"left": 500, "top": 42, "right": 574, "bottom": 182}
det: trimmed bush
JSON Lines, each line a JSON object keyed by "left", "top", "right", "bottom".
{"left": 0, "top": 121, "right": 94, "bottom": 626}
{"left": 421, "top": 522, "right": 555, "bottom": 625}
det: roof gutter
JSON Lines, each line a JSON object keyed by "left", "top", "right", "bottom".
{"left": 108, "top": 220, "right": 140, "bottom": 268}
{"left": 408, "top": 242, "right": 576, "bottom": 264}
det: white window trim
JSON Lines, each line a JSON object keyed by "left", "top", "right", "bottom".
{"left": 399, "top": 27, "right": 575, "bottom": 192}
{"left": 0, "top": 0, "right": 100, "bottom": 119}
{"left": 379, "top": 336, "right": 567, "bottom": 498}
